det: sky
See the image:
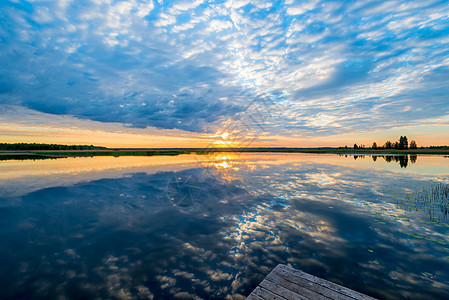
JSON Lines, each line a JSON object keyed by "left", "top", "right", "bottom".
{"left": 1, "top": 0, "right": 449, "bottom": 148}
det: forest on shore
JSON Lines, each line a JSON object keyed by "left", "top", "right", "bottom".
{"left": 351, "top": 136, "right": 418, "bottom": 150}
{"left": 0, "top": 143, "right": 107, "bottom": 151}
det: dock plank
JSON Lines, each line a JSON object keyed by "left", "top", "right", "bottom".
{"left": 265, "top": 271, "right": 331, "bottom": 300}
{"left": 246, "top": 293, "right": 265, "bottom": 300}
{"left": 276, "top": 264, "right": 376, "bottom": 300}
{"left": 251, "top": 286, "right": 287, "bottom": 300}
{"left": 259, "top": 278, "right": 309, "bottom": 300}
{"left": 246, "top": 264, "right": 377, "bottom": 300}
{"left": 271, "top": 267, "right": 359, "bottom": 300}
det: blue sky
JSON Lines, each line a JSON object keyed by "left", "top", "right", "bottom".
{"left": 1, "top": 0, "right": 449, "bottom": 147}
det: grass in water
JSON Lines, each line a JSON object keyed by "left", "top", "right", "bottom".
{"left": 398, "top": 183, "right": 449, "bottom": 221}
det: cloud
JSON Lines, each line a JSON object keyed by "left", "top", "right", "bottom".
{"left": 0, "top": 0, "right": 245, "bottom": 133}
{"left": 0, "top": 0, "right": 448, "bottom": 137}
{"left": 286, "top": 0, "right": 317, "bottom": 15}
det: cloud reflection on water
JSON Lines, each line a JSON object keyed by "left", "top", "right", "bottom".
{"left": 0, "top": 154, "right": 449, "bottom": 299}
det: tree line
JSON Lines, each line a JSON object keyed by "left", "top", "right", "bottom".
{"left": 352, "top": 136, "right": 418, "bottom": 150}
{"left": 0, "top": 143, "right": 107, "bottom": 151}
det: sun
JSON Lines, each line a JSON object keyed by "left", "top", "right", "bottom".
{"left": 211, "top": 131, "right": 238, "bottom": 148}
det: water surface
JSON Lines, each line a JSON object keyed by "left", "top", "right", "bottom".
{"left": 1, "top": 153, "right": 448, "bottom": 299}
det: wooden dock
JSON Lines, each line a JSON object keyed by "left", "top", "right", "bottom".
{"left": 246, "top": 264, "right": 377, "bottom": 300}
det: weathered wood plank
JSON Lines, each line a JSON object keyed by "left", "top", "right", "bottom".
{"left": 246, "top": 293, "right": 265, "bottom": 300}
{"left": 251, "top": 286, "right": 288, "bottom": 300}
{"left": 246, "top": 264, "right": 377, "bottom": 300}
{"left": 276, "top": 264, "right": 376, "bottom": 300}
{"left": 269, "top": 268, "right": 354, "bottom": 300}
{"left": 265, "top": 271, "right": 331, "bottom": 300}
{"left": 259, "top": 278, "right": 309, "bottom": 300}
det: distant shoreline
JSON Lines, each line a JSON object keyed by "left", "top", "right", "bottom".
{"left": 1, "top": 148, "right": 449, "bottom": 160}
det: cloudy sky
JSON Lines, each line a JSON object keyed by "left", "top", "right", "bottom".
{"left": 1, "top": 0, "right": 448, "bottom": 147}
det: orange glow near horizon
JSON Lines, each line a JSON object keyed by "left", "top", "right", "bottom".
{"left": 1, "top": 117, "right": 448, "bottom": 148}
{"left": 2, "top": 129, "right": 449, "bottom": 148}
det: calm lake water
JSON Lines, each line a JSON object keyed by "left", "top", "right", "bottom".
{"left": 1, "top": 153, "right": 449, "bottom": 299}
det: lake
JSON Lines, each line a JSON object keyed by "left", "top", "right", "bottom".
{"left": 1, "top": 153, "right": 448, "bottom": 299}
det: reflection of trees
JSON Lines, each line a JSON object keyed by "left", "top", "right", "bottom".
{"left": 357, "top": 154, "right": 419, "bottom": 168}
{"left": 398, "top": 156, "right": 408, "bottom": 168}
{"left": 0, "top": 154, "right": 59, "bottom": 161}
{"left": 371, "top": 155, "right": 418, "bottom": 168}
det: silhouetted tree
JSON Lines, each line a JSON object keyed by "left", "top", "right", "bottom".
{"left": 354, "top": 143, "right": 358, "bottom": 149}
{"left": 399, "top": 136, "right": 408, "bottom": 149}
{"left": 393, "top": 141, "right": 399, "bottom": 149}
{"left": 384, "top": 141, "right": 392, "bottom": 149}
{"left": 372, "top": 142, "right": 377, "bottom": 149}
{"left": 410, "top": 140, "right": 417, "bottom": 149}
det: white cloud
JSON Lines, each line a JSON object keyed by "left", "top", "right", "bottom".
{"left": 32, "top": 6, "right": 53, "bottom": 23}
{"left": 286, "top": 1, "right": 317, "bottom": 15}
{"left": 207, "top": 19, "right": 233, "bottom": 32}
{"left": 172, "top": 22, "right": 195, "bottom": 32}
{"left": 154, "top": 12, "right": 176, "bottom": 27}
{"left": 136, "top": 0, "right": 154, "bottom": 17}
{"left": 169, "top": 0, "right": 204, "bottom": 14}
{"left": 224, "top": 0, "right": 250, "bottom": 10}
